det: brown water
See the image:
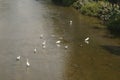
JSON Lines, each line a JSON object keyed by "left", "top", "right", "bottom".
{"left": 0, "top": 0, "right": 120, "bottom": 80}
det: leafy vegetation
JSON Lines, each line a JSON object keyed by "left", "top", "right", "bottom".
{"left": 73, "top": 1, "right": 120, "bottom": 20}
{"left": 80, "top": 2, "right": 101, "bottom": 16}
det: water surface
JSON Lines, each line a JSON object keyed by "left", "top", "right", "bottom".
{"left": 0, "top": 0, "right": 120, "bottom": 80}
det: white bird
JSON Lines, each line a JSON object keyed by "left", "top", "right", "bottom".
{"left": 26, "top": 59, "right": 30, "bottom": 67}
{"left": 42, "top": 41, "right": 46, "bottom": 46}
{"left": 42, "top": 45, "right": 46, "bottom": 49}
{"left": 65, "top": 45, "right": 68, "bottom": 49}
{"left": 85, "top": 37, "right": 90, "bottom": 44}
{"left": 69, "top": 20, "right": 72, "bottom": 25}
{"left": 56, "top": 44, "right": 60, "bottom": 47}
{"left": 85, "top": 40, "right": 89, "bottom": 44}
{"left": 40, "top": 34, "right": 43, "bottom": 39}
{"left": 16, "top": 56, "right": 21, "bottom": 61}
{"left": 85, "top": 37, "right": 90, "bottom": 41}
{"left": 56, "top": 40, "right": 61, "bottom": 44}
{"left": 34, "top": 48, "right": 37, "bottom": 53}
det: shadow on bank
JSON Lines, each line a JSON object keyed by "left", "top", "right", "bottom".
{"left": 101, "top": 45, "right": 120, "bottom": 56}
{"left": 52, "top": 0, "right": 77, "bottom": 6}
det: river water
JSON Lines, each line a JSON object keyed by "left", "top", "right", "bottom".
{"left": 0, "top": 0, "right": 120, "bottom": 80}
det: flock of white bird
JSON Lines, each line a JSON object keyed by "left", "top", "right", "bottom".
{"left": 16, "top": 20, "right": 90, "bottom": 68}
{"left": 16, "top": 56, "right": 30, "bottom": 67}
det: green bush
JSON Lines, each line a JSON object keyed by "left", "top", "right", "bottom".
{"left": 80, "top": 2, "right": 101, "bottom": 16}
{"left": 73, "top": 1, "right": 120, "bottom": 21}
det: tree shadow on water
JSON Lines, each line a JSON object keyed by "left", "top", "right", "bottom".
{"left": 101, "top": 45, "right": 120, "bottom": 56}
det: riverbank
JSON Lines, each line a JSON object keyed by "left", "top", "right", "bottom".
{"left": 72, "top": 0, "right": 120, "bottom": 37}
{"left": 51, "top": 0, "right": 120, "bottom": 37}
